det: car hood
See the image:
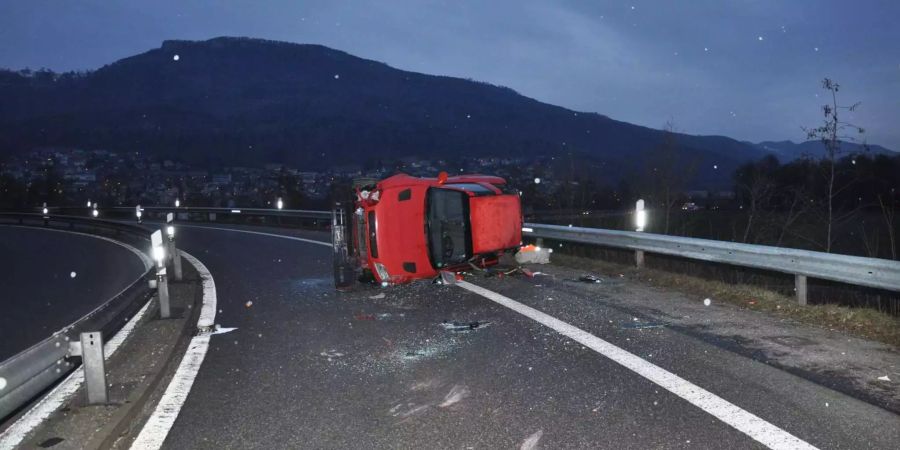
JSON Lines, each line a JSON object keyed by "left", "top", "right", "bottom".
{"left": 468, "top": 194, "right": 522, "bottom": 254}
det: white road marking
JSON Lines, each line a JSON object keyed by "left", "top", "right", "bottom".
{"left": 130, "top": 250, "right": 217, "bottom": 450}
{"left": 0, "top": 225, "right": 154, "bottom": 450}
{"left": 456, "top": 280, "right": 818, "bottom": 450}
{"left": 175, "top": 224, "right": 332, "bottom": 248}
{"left": 0, "top": 300, "right": 153, "bottom": 449}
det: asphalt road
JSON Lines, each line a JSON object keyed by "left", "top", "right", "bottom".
{"left": 0, "top": 226, "right": 147, "bottom": 361}
{"left": 157, "top": 224, "right": 899, "bottom": 449}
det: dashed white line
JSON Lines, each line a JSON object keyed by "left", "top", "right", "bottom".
{"left": 129, "top": 250, "right": 216, "bottom": 450}
{"left": 456, "top": 280, "right": 818, "bottom": 450}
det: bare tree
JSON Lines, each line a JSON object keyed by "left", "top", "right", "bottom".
{"left": 878, "top": 192, "right": 898, "bottom": 260}
{"left": 735, "top": 155, "right": 778, "bottom": 243}
{"left": 803, "top": 78, "right": 867, "bottom": 252}
{"left": 644, "top": 121, "right": 696, "bottom": 234}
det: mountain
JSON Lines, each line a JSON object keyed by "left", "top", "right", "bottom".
{"left": 0, "top": 36, "right": 803, "bottom": 185}
{"left": 754, "top": 140, "right": 895, "bottom": 161}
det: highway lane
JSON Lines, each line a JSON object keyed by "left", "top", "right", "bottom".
{"left": 0, "top": 226, "right": 148, "bottom": 361}
{"left": 154, "top": 225, "right": 899, "bottom": 449}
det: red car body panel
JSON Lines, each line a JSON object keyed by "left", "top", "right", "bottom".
{"left": 353, "top": 173, "right": 522, "bottom": 284}
{"left": 369, "top": 183, "right": 433, "bottom": 283}
{"left": 469, "top": 195, "right": 523, "bottom": 254}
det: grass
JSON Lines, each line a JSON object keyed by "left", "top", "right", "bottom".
{"left": 552, "top": 253, "right": 900, "bottom": 348}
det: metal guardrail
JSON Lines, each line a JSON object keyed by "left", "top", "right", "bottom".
{"left": 523, "top": 223, "right": 900, "bottom": 303}
{"left": 0, "top": 214, "right": 154, "bottom": 421}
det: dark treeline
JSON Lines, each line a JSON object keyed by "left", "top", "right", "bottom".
{"left": 732, "top": 153, "right": 899, "bottom": 259}
{"left": 527, "top": 152, "right": 900, "bottom": 261}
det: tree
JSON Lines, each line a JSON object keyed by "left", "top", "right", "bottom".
{"left": 643, "top": 121, "right": 696, "bottom": 234}
{"left": 734, "top": 155, "right": 778, "bottom": 243}
{"left": 803, "top": 78, "right": 867, "bottom": 252}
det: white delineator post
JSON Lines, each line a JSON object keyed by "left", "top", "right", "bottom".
{"left": 635, "top": 199, "right": 646, "bottom": 268}
{"left": 166, "top": 213, "right": 183, "bottom": 281}
{"left": 152, "top": 230, "right": 170, "bottom": 319}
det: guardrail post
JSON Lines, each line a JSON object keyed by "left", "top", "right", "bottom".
{"left": 80, "top": 332, "right": 108, "bottom": 404}
{"left": 795, "top": 274, "right": 808, "bottom": 305}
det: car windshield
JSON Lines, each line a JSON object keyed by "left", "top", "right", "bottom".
{"left": 426, "top": 188, "right": 471, "bottom": 268}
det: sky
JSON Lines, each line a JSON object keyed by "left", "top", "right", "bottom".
{"left": 1, "top": 0, "right": 898, "bottom": 150}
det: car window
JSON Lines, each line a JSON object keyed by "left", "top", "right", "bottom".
{"left": 444, "top": 183, "right": 494, "bottom": 196}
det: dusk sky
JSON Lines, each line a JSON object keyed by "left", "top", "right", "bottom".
{"left": 2, "top": 0, "right": 898, "bottom": 149}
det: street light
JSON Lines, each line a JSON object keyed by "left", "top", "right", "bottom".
{"left": 92, "top": 202, "right": 99, "bottom": 218}
{"left": 175, "top": 199, "right": 181, "bottom": 208}
{"left": 166, "top": 225, "right": 175, "bottom": 238}
{"left": 277, "top": 197, "right": 284, "bottom": 210}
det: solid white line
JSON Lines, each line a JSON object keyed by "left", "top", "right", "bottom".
{"left": 129, "top": 250, "right": 217, "bottom": 450}
{"left": 180, "top": 252, "right": 217, "bottom": 329}
{"left": 0, "top": 300, "right": 153, "bottom": 450}
{"left": 455, "top": 280, "right": 818, "bottom": 450}
{"left": 175, "top": 224, "right": 332, "bottom": 248}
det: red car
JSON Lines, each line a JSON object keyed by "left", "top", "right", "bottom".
{"left": 332, "top": 172, "right": 522, "bottom": 288}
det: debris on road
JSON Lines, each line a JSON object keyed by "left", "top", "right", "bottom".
{"left": 440, "top": 320, "right": 489, "bottom": 332}
{"left": 438, "top": 384, "right": 470, "bottom": 407}
{"left": 621, "top": 321, "right": 668, "bottom": 330}
{"left": 354, "top": 312, "right": 405, "bottom": 321}
{"left": 877, "top": 375, "right": 892, "bottom": 382}
{"left": 516, "top": 244, "right": 551, "bottom": 264}
{"left": 210, "top": 325, "right": 238, "bottom": 335}
{"left": 370, "top": 293, "right": 386, "bottom": 299}
{"left": 703, "top": 298, "right": 712, "bottom": 306}
{"left": 320, "top": 350, "right": 345, "bottom": 361}
{"left": 69, "top": 271, "right": 76, "bottom": 279}
{"left": 520, "top": 429, "right": 544, "bottom": 450}
{"left": 245, "top": 300, "right": 254, "bottom": 308}
{"left": 440, "top": 271, "right": 457, "bottom": 285}
{"left": 565, "top": 274, "right": 602, "bottom": 283}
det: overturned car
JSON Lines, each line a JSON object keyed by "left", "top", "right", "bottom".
{"left": 332, "top": 172, "right": 523, "bottom": 288}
